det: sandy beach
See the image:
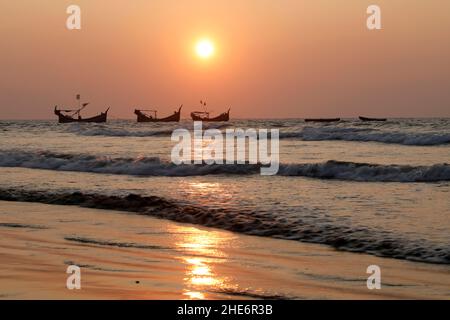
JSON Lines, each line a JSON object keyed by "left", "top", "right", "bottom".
{"left": 2, "top": 0, "right": 450, "bottom": 306}
{"left": 0, "top": 201, "right": 448, "bottom": 300}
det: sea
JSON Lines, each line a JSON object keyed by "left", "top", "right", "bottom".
{"left": 0, "top": 118, "right": 449, "bottom": 264}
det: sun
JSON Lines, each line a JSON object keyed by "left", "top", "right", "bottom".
{"left": 195, "top": 39, "right": 215, "bottom": 59}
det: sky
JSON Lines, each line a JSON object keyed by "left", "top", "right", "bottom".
{"left": 1, "top": 0, "right": 449, "bottom": 119}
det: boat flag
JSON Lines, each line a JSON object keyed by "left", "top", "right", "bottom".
{"left": 76, "top": 94, "right": 81, "bottom": 100}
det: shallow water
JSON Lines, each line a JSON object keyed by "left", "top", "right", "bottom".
{"left": 1, "top": 202, "right": 449, "bottom": 299}
{"left": 0, "top": 119, "right": 449, "bottom": 264}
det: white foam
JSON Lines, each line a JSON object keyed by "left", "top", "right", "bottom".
{"left": 279, "top": 126, "right": 450, "bottom": 146}
{"left": 0, "top": 150, "right": 449, "bottom": 182}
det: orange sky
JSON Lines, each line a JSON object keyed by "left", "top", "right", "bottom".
{"left": 1, "top": 0, "right": 449, "bottom": 119}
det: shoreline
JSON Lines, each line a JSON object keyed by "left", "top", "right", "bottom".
{"left": 0, "top": 201, "right": 449, "bottom": 299}
{"left": 1, "top": 187, "right": 449, "bottom": 266}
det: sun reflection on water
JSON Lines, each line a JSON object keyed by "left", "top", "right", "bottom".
{"left": 184, "top": 291, "right": 205, "bottom": 300}
{"left": 169, "top": 224, "right": 236, "bottom": 300}
{"left": 176, "top": 181, "right": 234, "bottom": 208}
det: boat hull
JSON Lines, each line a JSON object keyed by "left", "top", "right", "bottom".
{"left": 190, "top": 110, "right": 230, "bottom": 122}
{"left": 359, "top": 116, "right": 387, "bottom": 122}
{"left": 135, "top": 107, "right": 182, "bottom": 122}
{"left": 304, "top": 118, "right": 340, "bottom": 123}
{"left": 55, "top": 108, "right": 109, "bottom": 123}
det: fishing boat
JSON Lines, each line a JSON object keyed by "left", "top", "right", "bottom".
{"left": 359, "top": 116, "right": 387, "bottom": 122}
{"left": 190, "top": 100, "right": 230, "bottom": 122}
{"left": 304, "top": 118, "right": 340, "bottom": 122}
{"left": 54, "top": 95, "right": 109, "bottom": 123}
{"left": 134, "top": 106, "right": 182, "bottom": 122}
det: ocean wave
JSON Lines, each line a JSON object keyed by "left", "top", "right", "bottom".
{"left": 278, "top": 161, "right": 450, "bottom": 182}
{"left": 1, "top": 188, "right": 449, "bottom": 265}
{"left": 279, "top": 126, "right": 450, "bottom": 146}
{"left": 0, "top": 222, "right": 48, "bottom": 229}
{"left": 63, "top": 123, "right": 450, "bottom": 146}
{"left": 0, "top": 150, "right": 449, "bottom": 182}
{"left": 65, "top": 126, "right": 174, "bottom": 137}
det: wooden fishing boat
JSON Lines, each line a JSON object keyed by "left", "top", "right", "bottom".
{"left": 359, "top": 116, "right": 387, "bottom": 122}
{"left": 54, "top": 95, "right": 109, "bottom": 123}
{"left": 191, "top": 109, "right": 230, "bottom": 122}
{"left": 304, "top": 118, "right": 340, "bottom": 122}
{"left": 190, "top": 100, "right": 230, "bottom": 121}
{"left": 134, "top": 106, "right": 182, "bottom": 122}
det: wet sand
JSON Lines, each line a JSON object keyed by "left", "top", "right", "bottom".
{"left": 0, "top": 201, "right": 449, "bottom": 299}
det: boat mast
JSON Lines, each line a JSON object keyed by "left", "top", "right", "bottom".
{"left": 200, "top": 100, "right": 209, "bottom": 118}
{"left": 72, "top": 94, "right": 87, "bottom": 117}
{"left": 140, "top": 109, "right": 157, "bottom": 118}
{"left": 76, "top": 94, "right": 81, "bottom": 109}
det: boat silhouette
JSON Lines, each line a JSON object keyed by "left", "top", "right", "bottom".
{"left": 191, "top": 110, "right": 230, "bottom": 121}
{"left": 54, "top": 95, "right": 108, "bottom": 123}
{"left": 190, "top": 100, "right": 230, "bottom": 121}
{"left": 135, "top": 106, "right": 182, "bottom": 122}
{"left": 359, "top": 116, "right": 387, "bottom": 122}
{"left": 304, "top": 118, "right": 340, "bottom": 122}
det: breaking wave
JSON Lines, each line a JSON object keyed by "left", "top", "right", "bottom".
{"left": 279, "top": 126, "right": 450, "bottom": 146}
{"left": 0, "top": 150, "right": 449, "bottom": 182}
{"left": 65, "top": 126, "right": 174, "bottom": 137}
{"left": 1, "top": 188, "right": 449, "bottom": 265}
{"left": 65, "top": 123, "right": 230, "bottom": 137}
{"left": 63, "top": 124, "right": 450, "bottom": 146}
{"left": 278, "top": 161, "right": 450, "bottom": 182}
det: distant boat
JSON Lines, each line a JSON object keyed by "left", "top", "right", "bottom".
{"left": 54, "top": 95, "right": 109, "bottom": 123}
{"left": 190, "top": 100, "right": 230, "bottom": 121}
{"left": 304, "top": 118, "right": 340, "bottom": 122}
{"left": 191, "top": 110, "right": 230, "bottom": 122}
{"left": 359, "top": 116, "right": 387, "bottom": 122}
{"left": 134, "top": 106, "right": 182, "bottom": 122}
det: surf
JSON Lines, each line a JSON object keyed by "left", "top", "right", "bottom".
{"left": 0, "top": 150, "right": 449, "bottom": 182}
{"left": 1, "top": 188, "right": 448, "bottom": 265}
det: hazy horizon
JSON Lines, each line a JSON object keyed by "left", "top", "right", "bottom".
{"left": 2, "top": 115, "right": 450, "bottom": 121}
{"left": 1, "top": 0, "right": 450, "bottom": 119}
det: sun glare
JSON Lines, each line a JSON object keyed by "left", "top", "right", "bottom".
{"left": 195, "top": 39, "right": 214, "bottom": 59}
